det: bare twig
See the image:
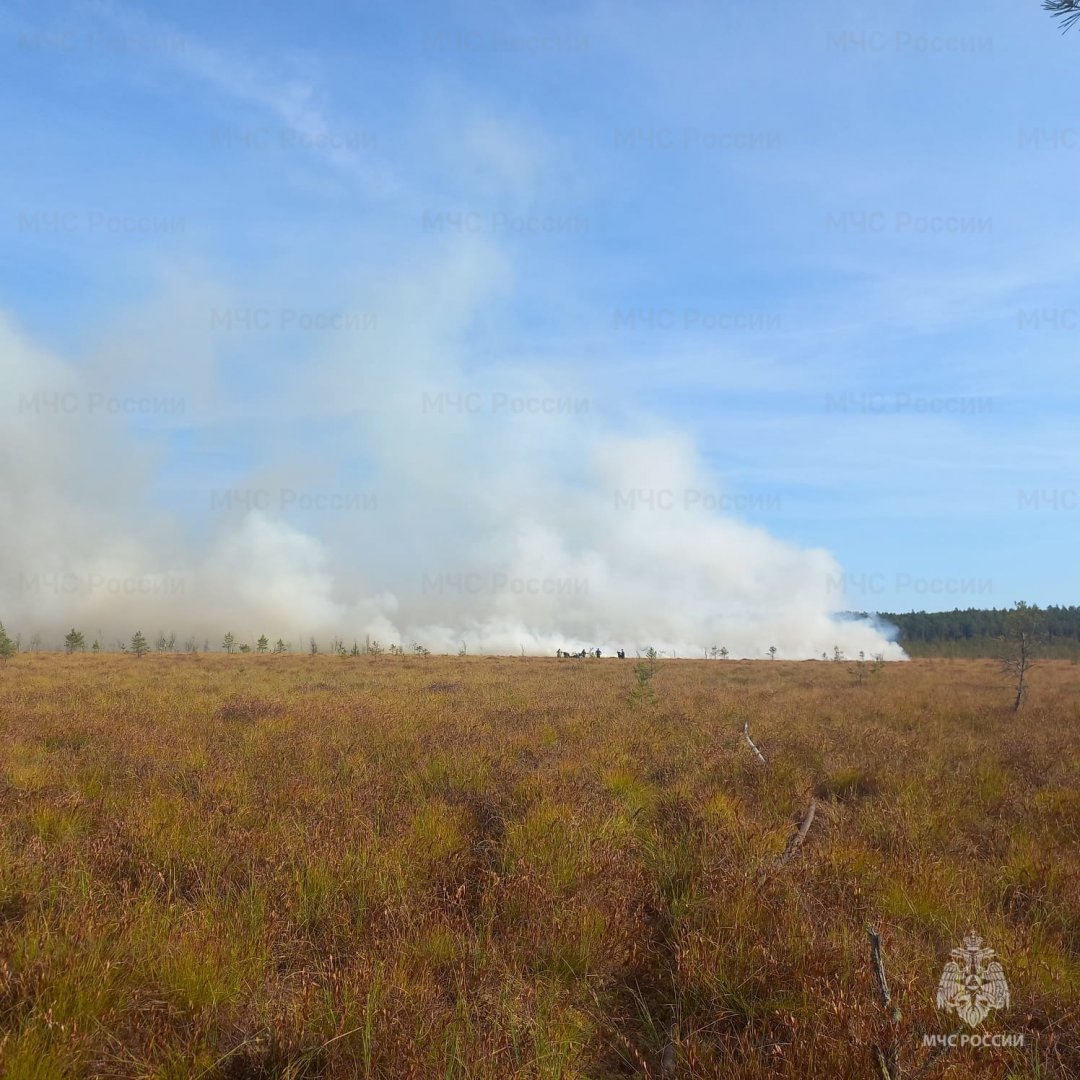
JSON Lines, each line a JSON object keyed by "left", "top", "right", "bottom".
{"left": 743, "top": 721, "right": 766, "bottom": 764}
{"left": 874, "top": 1046, "right": 895, "bottom": 1080}
{"left": 867, "top": 927, "right": 890, "bottom": 1007}
{"left": 866, "top": 927, "right": 902, "bottom": 1079}
{"left": 774, "top": 797, "right": 816, "bottom": 865}
{"left": 866, "top": 926, "right": 900, "bottom": 1019}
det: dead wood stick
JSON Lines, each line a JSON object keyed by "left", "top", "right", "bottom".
{"left": 743, "top": 722, "right": 767, "bottom": 765}
{"left": 774, "top": 797, "right": 816, "bottom": 865}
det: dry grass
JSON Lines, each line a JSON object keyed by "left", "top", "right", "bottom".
{"left": 0, "top": 654, "right": 1077, "bottom": 1078}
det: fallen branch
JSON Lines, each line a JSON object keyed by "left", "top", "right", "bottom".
{"left": 743, "top": 722, "right": 767, "bottom": 765}
{"left": 866, "top": 926, "right": 902, "bottom": 1079}
{"left": 872, "top": 1046, "right": 893, "bottom": 1080}
{"left": 774, "top": 797, "right": 816, "bottom": 866}
{"left": 866, "top": 926, "right": 900, "bottom": 1020}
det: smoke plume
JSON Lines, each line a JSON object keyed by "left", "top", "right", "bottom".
{"left": 0, "top": 250, "right": 904, "bottom": 658}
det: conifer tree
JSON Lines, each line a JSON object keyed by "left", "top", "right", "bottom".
{"left": 1045, "top": 1, "right": 1080, "bottom": 33}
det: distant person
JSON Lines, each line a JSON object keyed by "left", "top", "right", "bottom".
{"left": 617, "top": 648, "right": 625, "bottom": 659}
{"left": 595, "top": 648, "right": 601, "bottom": 658}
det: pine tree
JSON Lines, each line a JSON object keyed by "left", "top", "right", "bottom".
{"left": 0, "top": 621, "right": 16, "bottom": 659}
{"left": 222, "top": 632, "right": 236, "bottom": 654}
{"left": 1002, "top": 601, "right": 1043, "bottom": 711}
{"left": 256, "top": 635, "right": 269, "bottom": 653}
{"left": 64, "top": 628, "right": 86, "bottom": 654}
{"left": 130, "top": 630, "right": 149, "bottom": 658}
{"left": 1045, "top": 1, "right": 1080, "bottom": 33}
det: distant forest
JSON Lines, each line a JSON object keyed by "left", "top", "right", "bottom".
{"left": 863, "top": 605, "right": 1080, "bottom": 658}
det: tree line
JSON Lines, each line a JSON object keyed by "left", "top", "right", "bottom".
{"left": 0, "top": 624, "right": 432, "bottom": 658}
{"left": 864, "top": 605, "right": 1080, "bottom": 658}
{"left": 3, "top": 606, "right": 1076, "bottom": 661}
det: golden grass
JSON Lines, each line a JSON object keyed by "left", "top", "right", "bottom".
{"left": 0, "top": 654, "right": 1077, "bottom": 1078}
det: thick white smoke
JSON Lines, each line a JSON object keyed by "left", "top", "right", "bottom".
{"left": 0, "top": 252, "right": 904, "bottom": 658}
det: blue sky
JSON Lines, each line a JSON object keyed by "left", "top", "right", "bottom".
{"left": 1, "top": 0, "right": 1078, "bottom": 650}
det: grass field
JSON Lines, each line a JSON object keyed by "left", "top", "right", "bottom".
{"left": 0, "top": 654, "right": 1077, "bottom": 1078}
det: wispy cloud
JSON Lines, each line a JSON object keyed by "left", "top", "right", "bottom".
{"left": 84, "top": 0, "right": 396, "bottom": 195}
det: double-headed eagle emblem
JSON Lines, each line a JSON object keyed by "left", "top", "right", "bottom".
{"left": 935, "top": 930, "right": 1010, "bottom": 1027}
